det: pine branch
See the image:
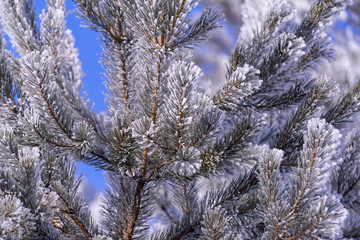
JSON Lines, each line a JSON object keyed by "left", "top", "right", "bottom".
{"left": 32, "top": 125, "right": 75, "bottom": 148}
{"left": 176, "top": 83, "right": 185, "bottom": 150}
{"left": 323, "top": 80, "right": 360, "bottom": 128}
{"left": 161, "top": 168, "right": 257, "bottom": 240}
{"left": 37, "top": 82, "right": 72, "bottom": 139}
{"left": 123, "top": 149, "right": 149, "bottom": 240}
{"left": 151, "top": 55, "right": 163, "bottom": 123}
{"left": 280, "top": 135, "right": 321, "bottom": 237}
{"left": 279, "top": 214, "right": 325, "bottom": 240}
{"left": 168, "top": 7, "right": 222, "bottom": 49}
{"left": 60, "top": 208, "right": 93, "bottom": 239}
{"left": 274, "top": 76, "right": 331, "bottom": 152}
{"left": 123, "top": 180, "right": 146, "bottom": 240}
{"left": 74, "top": 1, "right": 132, "bottom": 111}
{"left": 0, "top": 0, "right": 356, "bottom": 238}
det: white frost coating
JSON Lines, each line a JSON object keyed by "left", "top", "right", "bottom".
{"left": 217, "top": 64, "right": 261, "bottom": 108}
{"left": 0, "top": 0, "right": 356, "bottom": 238}
{"left": 0, "top": 195, "right": 30, "bottom": 234}
{"left": 170, "top": 147, "right": 202, "bottom": 176}
{"left": 303, "top": 118, "right": 342, "bottom": 173}
{"left": 239, "top": 0, "right": 274, "bottom": 40}
{"left": 239, "top": 0, "right": 294, "bottom": 40}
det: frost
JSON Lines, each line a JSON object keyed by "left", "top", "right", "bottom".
{"left": 0, "top": 0, "right": 357, "bottom": 238}
{"left": 0, "top": 195, "right": 30, "bottom": 234}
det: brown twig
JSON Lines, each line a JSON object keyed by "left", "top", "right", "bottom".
{"left": 213, "top": 80, "right": 243, "bottom": 106}
{"left": 176, "top": 83, "right": 185, "bottom": 150}
{"left": 123, "top": 149, "right": 148, "bottom": 240}
{"left": 151, "top": 55, "right": 162, "bottom": 123}
{"left": 32, "top": 125, "right": 75, "bottom": 148}
{"left": 280, "top": 136, "right": 321, "bottom": 237}
{"left": 267, "top": 161, "right": 272, "bottom": 209}
{"left": 37, "top": 82, "right": 72, "bottom": 139}
{"left": 164, "top": 0, "right": 186, "bottom": 47}
{"left": 0, "top": 185, "right": 7, "bottom": 196}
{"left": 279, "top": 89, "right": 321, "bottom": 150}
{"left": 279, "top": 214, "right": 325, "bottom": 240}
{"left": 60, "top": 208, "right": 92, "bottom": 239}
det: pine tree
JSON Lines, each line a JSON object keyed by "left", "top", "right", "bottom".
{"left": 0, "top": 0, "right": 359, "bottom": 239}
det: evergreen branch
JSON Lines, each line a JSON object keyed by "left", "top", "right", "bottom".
{"left": 218, "top": 174, "right": 257, "bottom": 206}
{"left": 74, "top": 1, "right": 121, "bottom": 41}
{"left": 118, "top": 127, "right": 125, "bottom": 159}
{"left": 115, "top": 16, "right": 130, "bottom": 110}
{"left": 278, "top": 86, "right": 322, "bottom": 150}
{"left": 296, "top": 0, "right": 350, "bottom": 43}
{"left": 187, "top": 122, "right": 212, "bottom": 148}
{"left": 146, "top": 134, "right": 177, "bottom": 151}
{"left": 283, "top": 80, "right": 360, "bottom": 163}
{"left": 89, "top": 150, "right": 110, "bottom": 163}
{"left": 74, "top": 1, "right": 132, "bottom": 111}
{"left": 183, "top": 184, "right": 189, "bottom": 213}
{"left": 228, "top": 1, "right": 293, "bottom": 73}
{"left": 324, "top": 80, "right": 360, "bottom": 128}
{"left": 343, "top": 176, "right": 360, "bottom": 197}
{"left": 200, "top": 115, "right": 256, "bottom": 171}
{"left": 168, "top": 7, "right": 221, "bottom": 49}
{"left": 266, "top": 160, "right": 272, "bottom": 209}
{"left": 55, "top": 162, "right": 97, "bottom": 239}
{"left": 238, "top": 95, "right": 303, "bottom": 110}
{"left": 213, "top": 65, "right": 261, "bottom": 112}
{"left": 275, "top": 77, "right": 331, "bottom": 153}
{"left": 116, "top": 1, "right": 160, "bottom": 49}
{"left": 224, "top": 124, "right": 251, "bottom": 153}
{"left": 27, "top": 62, "right": 82, "bottom": 149}
{"left": 62, "top": 94, "right": 109, "bottom": 144}
{"left": 213, "top": 79, "right": 243, "bottom": 106}
{"left": 141, "top": 148, "right": 148, "bottom": 176}
{"left": 120, "top": 54, "right": 130, "bottom": 111}
{"left": 139, "top": 25, "right": 161, "bottom": 49}
{"left": 151, "top": 55, "right": 162, "bottom": 123}
{"left": 280, "top": 135, "right": 320, "bottom": 237}
{"left": 282, "top": 142, "right": 303, "bottom": 160}
{"left": 32, "top": 125, "right": 75, "bottom": 148}
{"left": 176, "top": 83, "right": 185, "bottom": 150}
{"left": 37, "top": 82, "right": 72, "bottom": 139}
{"left": 145, "top": 159, "right": 176, "bottom": 181}
{"left": 124, "top": 149, "right": 148, "bottom": 240}
{"left": 279, "top": 214, "right": 325, "bottom": 240}
{"left": 150, "top": 2, "right": 159, "bottom": 46}
{"left": 171, "top": 221, "right": 202, "bottom": 240}
{"left": 240, "top": 82, "right": 308, "bottom": 111}
{"left": 60, "top": 208, "right": 93, "bottom": 239}
{"left": 338, "top": 133, "right": 360, "bottom": 196}
{"left": 124, "top": 180, "right": 146, "bottom": 240}
{"left": 175, "top": 179, "right": 256, "bottom": 240}
{"left": 44, "top": 166, "right": 53, "bottom": 188}
{"left": 164, "top": 0, "right": 187, "bottom": 47}
{"left": 327, "top": 100, "right": 351, "bottom": 124}
{"left": 1, "top": 0, "right": 36, "bottom": 52}
{"left": 0, "top": 0, "right": 355, "bottom": 238}
{"left": 3, "top": 227, "right": 19, "bottom": 236}
{"left": 168, "top": 169, "right": 257, "bottom": 240}
{"left": 2, "top": 212, "right": 30, "bottom": 236}
{"left": 0, "top": 185, "right": 7, "bottom": 196}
